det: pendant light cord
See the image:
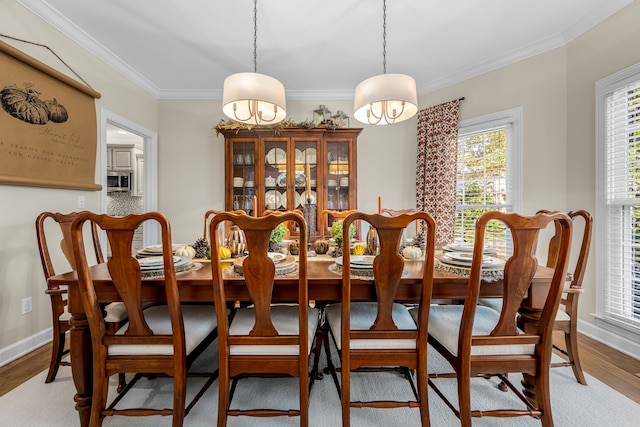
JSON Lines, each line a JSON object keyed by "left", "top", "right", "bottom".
{"left": 253, "top": 0, "right": 258, "bottom": 73}
{"left": 382, "top": 0, "right": 387, "bottom": 74}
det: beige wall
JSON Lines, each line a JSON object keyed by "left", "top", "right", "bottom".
{"left": 2, "top": 0, "right": 640, "bottom": 362}
{"left": 566, "top": 0, "right": 640, "bottom": 336}
{"left": 0, "top": 2, "right": 157, "bottom": 358}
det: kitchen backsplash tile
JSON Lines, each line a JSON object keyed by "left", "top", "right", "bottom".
{"left": 107, "top": 192, "right": 143, "bottom": 216}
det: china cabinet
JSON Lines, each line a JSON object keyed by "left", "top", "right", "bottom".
{"left": 220, "top": 128, "right": 361, "bottom": 240}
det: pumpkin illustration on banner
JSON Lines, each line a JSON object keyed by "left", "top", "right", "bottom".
{"left": 0, "top": 83, "right": 68, "bottom": 125}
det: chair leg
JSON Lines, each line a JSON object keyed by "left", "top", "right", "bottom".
{"left": 458, "top": 373, "right": 473, "bottom": 427}
{"left": 417, "top": 352, "right": 430, "bottom": 427}
{"left": 564, "top": 330, "right": 587, "bottom": 385}
{"left": 116, "top": 373, "right": 127, "bottom": 393}
{"left": 322, "top": 324, "right": 341, "bottom": 397}
{"left": 172, "top": 369, "right": 187, "bottom": 427}
{"left": 309, "top": 326, "right": 323, "bottom": 389}
{"left": 45, "top": 331, "right": 66, "bottom": 383}
{"left": 341, "top": 357, "right": 350, "bottom": 427}
{"left": 534, "top": 370, "right": 554, "bottom": 427}
{"left": 217, "top": 367, "right": 230, "bottom": 427}
{"left": 90, "top": 374, "right": 109, "bottom": 427}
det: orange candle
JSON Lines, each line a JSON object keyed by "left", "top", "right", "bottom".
{"left": 378, "top": 196, "right": 382, "bottom": 214}
{"left": 253, "top": 195, "right": 257, "bottom": 216}
{"left": 306, "top": 163, "right": 311, "bottom": 197}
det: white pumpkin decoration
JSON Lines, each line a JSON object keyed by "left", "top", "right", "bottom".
{"left": 175, "top": 245, "right": 196, "bottom": 259}
{"left": 402, "top": 246, "right": 422, "bottom": 259}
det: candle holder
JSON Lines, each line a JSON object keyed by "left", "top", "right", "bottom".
{"left": 304, "top": 202, "right": 317, "bottom": 257}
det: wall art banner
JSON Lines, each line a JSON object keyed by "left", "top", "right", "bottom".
{"left": 0, "top": 39, "right": 102, "bottom": 190}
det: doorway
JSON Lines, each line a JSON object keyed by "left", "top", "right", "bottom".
{"left": 101, "top": 109, "right": 158, "bottom": 246}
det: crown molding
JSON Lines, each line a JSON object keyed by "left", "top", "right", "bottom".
{"left": 18, "top": 0, "right": 635, "bottom": 101}
{"left": 17, "top": 0, "right": 161, "bottom": 98}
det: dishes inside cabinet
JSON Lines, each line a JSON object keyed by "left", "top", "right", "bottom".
{"left": 265, "top": 148, "right": 286, "bottom": 166}
{"left": 304, "top": 147, "right": 317, "bottom": 164}
{"left": 295, "top": 148, "right": 304, "bottom": 163}
{"left": 265, "top": 190, "right": 281, "bottom": 210}
{"left": 294, "top": 172, "right": 306, "bottom": 187}
{"left": 276, "top": 172, "right": 287, "bottom": 187}
{"left": 280, "top": 191, "right": 287, "bottom": 208}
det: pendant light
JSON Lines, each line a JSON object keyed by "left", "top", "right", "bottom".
{"left": 353, "top": 0, "right": 417, "bottom": 125}
{"left": 222, "top": 0, "right": 286, "bottom": 125}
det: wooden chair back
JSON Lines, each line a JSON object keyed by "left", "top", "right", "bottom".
{"left": 470, "top": 211, "right": 572, "bottom": 343}
{"left": 71, "top": 212, "right": 217, "bottom": 425}
{"left": 210, "top": 210, "right": 308, "bottom": 351}
{"left": 380, "top": 207, "right": 423, "bottom": 234}
{"left": 209, "top": 210, "right": 313, "bottom": 425}
{"left": 426, "top": 210, "right": 573, "bottom": 425}
{"left": 337, "top": 210, "right": 435, "bottom": 424}
{"left": 340, "top": 211, "right": 435, "bottom": 340}
{"left": 538, "top": 209, "right": 593, "bottom": 384}
{"left": 71, "top": 212, "right": 185, "bottom": 361}
{"left": 35, "top": 211, "right": 104, "bottom": 383}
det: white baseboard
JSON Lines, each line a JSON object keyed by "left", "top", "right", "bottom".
{"left": 0, "top": 328, "right": 52, "bottom": 367}
{"left": 578, "top": 319, "right": 640, "bottom": 360}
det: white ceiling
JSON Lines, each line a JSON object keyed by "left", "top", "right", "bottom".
{"left": 18, "top": 0, "right": 633, "bottom": 100}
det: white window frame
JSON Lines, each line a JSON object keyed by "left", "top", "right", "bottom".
{"left": 595, "top": 62, "right": 640, "bottom": 340}
{"left": 455, "top": 107, "right": 523, "bottom": 252}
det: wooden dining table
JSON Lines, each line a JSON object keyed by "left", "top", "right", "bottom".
{"left": 47, "top": 256, "right": 553, "bottom": 427}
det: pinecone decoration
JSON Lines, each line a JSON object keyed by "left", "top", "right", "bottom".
{"left": 192, "top": 238, "right": 209, "bottom": 259}
{"left": 412, "top": 231, "right": 426, "bottom": 254}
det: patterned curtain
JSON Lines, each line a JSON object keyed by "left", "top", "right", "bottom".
{"left": 416, "top": 99, "right": 461, "bottom": 247}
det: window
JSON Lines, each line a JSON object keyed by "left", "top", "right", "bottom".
{"left": 596, "top": 63, "right": 640, "bottom": 336}
{"left": 455, "top": 108, "right": 522, "bottom": 254}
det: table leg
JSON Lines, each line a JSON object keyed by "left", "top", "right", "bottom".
{"left": 69, "top": 312, "right": 93, "bottom": 427}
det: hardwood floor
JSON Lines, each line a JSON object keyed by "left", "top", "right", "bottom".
{"left": 2, "top": 333, "right": 640, "bottom": 403}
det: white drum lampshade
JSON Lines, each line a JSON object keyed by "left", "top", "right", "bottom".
{"left": 222, "top": 72, "right": 287, "bottom": 125}
{"left": 353, "top": 73, "right": 418, "bottom": 125}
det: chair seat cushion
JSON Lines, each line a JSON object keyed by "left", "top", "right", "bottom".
{"left": 325, "top": 302, "right": 417, "bottom": 350}
{"left": 477, "top": 298, "right": 571, "bottom": 321}
{"left": 555, "top": 308, "right": 570, "bottom": 321}
{"left": 229, "top": 305, "right": 320, "bottom": 356}
{"left": 416, "top": 305, "right": 535, "bottom": 357}
{"left": 477, "top": 297, "right": 503, "bottom": 313}
{"left": 103, "top": 301, "right": 154, "bottom": 323}
{"left": 108, "top": 304, "right": 217, "bottom": 356}
{"left": 103, "top": 302, "right": 128, "bottom": 323}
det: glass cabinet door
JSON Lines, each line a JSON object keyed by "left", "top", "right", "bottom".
{"left": 263, "top": 139, "right": 288, "bottom": 211}
{"left": 326, "top": 141, "right": 350, "bottom": 210}
{"left": 231, "top": 141, "right": 256, "bottom": 216}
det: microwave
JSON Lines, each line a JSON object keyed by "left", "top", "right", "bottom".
{"left": 107, "top": 172, "right": 132, "bottom": 193}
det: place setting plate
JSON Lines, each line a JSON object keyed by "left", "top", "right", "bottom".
{"left": 334, "top": 255, "right": 376, "bottom": 270}
{"left": 268, "top": 252, "right": 287, "bottom": 263}
{"left": 137, "top": 243, "right": 187, "bottom": 257}
{"left": 437, "top": 251, "right": 504, "bottom": 269}
{"left": 265, "top": 148, "right": 286, "bottom": 166}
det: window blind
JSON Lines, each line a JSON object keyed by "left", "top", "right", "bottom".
{"left": 456, "top": 124, "right": 513, "bottom": 255}
{"left": 602, "top": 79, "right": 640, "bottom": 330}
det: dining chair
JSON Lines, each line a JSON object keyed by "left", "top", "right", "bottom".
{"left": 544, "top": 210, "right": 593, "bottom": 384}
{"left": 324, "top": 211, "right": 435, "bottom": 427}
{"left": 479, "top": 210, "right": 593, "bottom": 385}
{"left": 209, "top": 210, "right": 321, "bottom": 427}
{"left": 321, "top": 209, "right": 358, "bottom": 238}
{"left": 70, "top": 212, "right": 218, "bottom": 427}
{"left": 35, "top": 211, "right": 127, "bottom": 388}
{"left": 418, "top": 211, "right": 573, "bottom": 427}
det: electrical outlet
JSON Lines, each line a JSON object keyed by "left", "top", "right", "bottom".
{"left": 21, "top": 296, "right": 32, "bottom": 315}
{"left": 77, "top": 195, "right": 85, "bottom": 209}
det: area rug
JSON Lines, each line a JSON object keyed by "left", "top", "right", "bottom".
{"left": 1, "top": 340, "right": 638, "bottom": 426}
